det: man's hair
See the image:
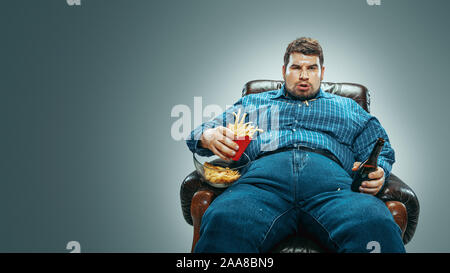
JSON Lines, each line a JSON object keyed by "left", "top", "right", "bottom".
{"left": 283, "top": 37, "right": 324, "bottom": 69}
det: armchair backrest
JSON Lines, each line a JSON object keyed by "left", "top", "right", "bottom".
{"left": 242, "top": 80, "right": 371, "bottom": 113}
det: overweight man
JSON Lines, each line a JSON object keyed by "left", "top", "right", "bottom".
{"left": 186, "top": 37, "right": 405, "bottom": 253}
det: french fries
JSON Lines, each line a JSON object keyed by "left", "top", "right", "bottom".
{"left": 227, "top": 108, "right": 263, "bottom": 138}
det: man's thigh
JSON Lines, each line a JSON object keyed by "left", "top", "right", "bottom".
{"left": 196, "top": 182, "right": 297, "bottom": 253}
{"left": 298, "top": 190, "right": 405, "bottom": 253}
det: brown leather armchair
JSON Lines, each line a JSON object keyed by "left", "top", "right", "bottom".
{"left": 180, "top": 80, "right": 420, "bottom": 253}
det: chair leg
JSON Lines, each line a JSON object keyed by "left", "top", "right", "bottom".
{"left": 384, "top": 201, "right": 407, "bottom": 237}
{"left": 190, "top": 189, "right": 215, "bottom": 253}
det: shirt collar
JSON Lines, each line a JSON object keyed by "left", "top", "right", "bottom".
{"left": 273, "top": 83, "right": 332, "bottom": 100}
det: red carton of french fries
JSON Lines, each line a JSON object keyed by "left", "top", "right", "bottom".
{"left": 227, "top": 109, "right": 263, "bottom": 161}
{"left": 232, "top": 135, "right": 252, "bottom": 161}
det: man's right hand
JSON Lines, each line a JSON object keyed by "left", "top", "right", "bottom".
{"left": 200, "top": 126, "right": 240, "bottom": 161}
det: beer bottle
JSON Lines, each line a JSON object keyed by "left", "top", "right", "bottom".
{"left": 351, "top": 138, "right": 385, "bottom": 192}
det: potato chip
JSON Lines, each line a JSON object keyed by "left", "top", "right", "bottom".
{"left": 203, "top": 162, "right": 241, "bottom": 184}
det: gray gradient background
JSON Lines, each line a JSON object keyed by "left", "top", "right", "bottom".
{"left": 1, "top": 0, "right": 449, "bottom": 252}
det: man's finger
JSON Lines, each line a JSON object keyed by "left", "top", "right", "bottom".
{"left": 368, "top": 167, "right": 384, "bottom": 180}
{"left": 217, "top": 134, "right": 239, "bottom": 151}
{"left": 214, "top": 128, "right": 231, "bottom": 143}
{"left": 218, "top": 126, "right": 237, "bottom": 138}
{"left": 215, "top": 139, "right": 237, "bottom": 158}
{"left": 352, "top": 162, "right": 361, "bottom": 171}
{"left": 359, "top": 186, "right": 380, "bottom": 195}
{"left": 361, "top": 179, "right": 383, "bottom": 189}
{"left": 210, "top": 145, "right": 231, "bottom": 161}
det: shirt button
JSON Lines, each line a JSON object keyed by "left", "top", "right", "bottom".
{"left": 292, "top": 128, "right": 296, "bottom": 132}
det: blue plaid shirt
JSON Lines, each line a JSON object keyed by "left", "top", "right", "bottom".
{"left": 186, "top": 84, "right": 395, "bottom": 178}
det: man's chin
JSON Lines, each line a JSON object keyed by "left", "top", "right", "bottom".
{"left": 287, "top": 89, "right": 319, "bottom": 101}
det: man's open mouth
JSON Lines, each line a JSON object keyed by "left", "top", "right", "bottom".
{"left": 296, "top": 83, "right": 310, "bottom": 91}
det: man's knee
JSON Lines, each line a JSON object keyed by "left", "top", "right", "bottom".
{"left": 344, "top": 197, "right": 401, "bottom": 235}
{"left": 338, "top": 199, "right": 405, "bottom": 252}
{"left": 196, "top": 202, "right": 261, "bottom": 253}
{"left": 201, "top": 204, "right": 233, "bottom": 231}
{"left": 358, "top": 211, "right": 400, "bottom": 233}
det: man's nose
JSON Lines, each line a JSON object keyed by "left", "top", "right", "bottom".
{"left": 300, "top": 69, "right": 309, "bottom": 80}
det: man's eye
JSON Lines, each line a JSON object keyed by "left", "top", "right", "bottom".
{"left": 309, "top": 66, "right": 317, "bottom": 70}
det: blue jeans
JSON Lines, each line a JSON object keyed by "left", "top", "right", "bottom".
{"left": 194, "top": 150, "right": 405, "bottom": 253}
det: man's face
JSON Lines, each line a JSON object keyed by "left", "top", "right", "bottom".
{"left": 282, "top": 52, "right": 325, "bottom": 100}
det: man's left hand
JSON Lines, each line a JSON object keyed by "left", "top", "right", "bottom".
{"left": 352, "top": 162, "right": 385, "bottom": 195}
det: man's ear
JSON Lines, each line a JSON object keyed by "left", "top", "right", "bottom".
{"left": 282, "top": 65, "right": 286, "bottom": 80}
{"left": 320, "top": 66, "right": 325, "bottom": 81}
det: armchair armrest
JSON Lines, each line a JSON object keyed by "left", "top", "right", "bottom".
{"left": 190, "top": 190, "right": 215, "bottom": 252}
{"left": 180, "top": 171, "right": 222, "bottom": 252}
{"left": 180, "top": 171, "right": 223, "bottom": 225}
{"left": 377, "top": 173, "right": 420, "bottom": 244}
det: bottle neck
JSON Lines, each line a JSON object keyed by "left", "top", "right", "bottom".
{"left": 365, "top": 139, "right": 385, "bottom": 167}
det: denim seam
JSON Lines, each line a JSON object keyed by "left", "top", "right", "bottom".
{"left": 298, "top": 206, "right": 342, "bottom": 252}
{"left": 259, "top": 206, "right": 296, "bottom": 251}
{"left": 292, "top": 151, "right": 297, "bottom": 204}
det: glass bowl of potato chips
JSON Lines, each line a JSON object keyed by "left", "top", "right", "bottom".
{"left": 193, "top": 152, "right": 251, "bottom": 188}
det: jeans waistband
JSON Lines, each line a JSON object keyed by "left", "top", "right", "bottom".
{"left": 256, "top": 146, "right": 343, "bottom": 168}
